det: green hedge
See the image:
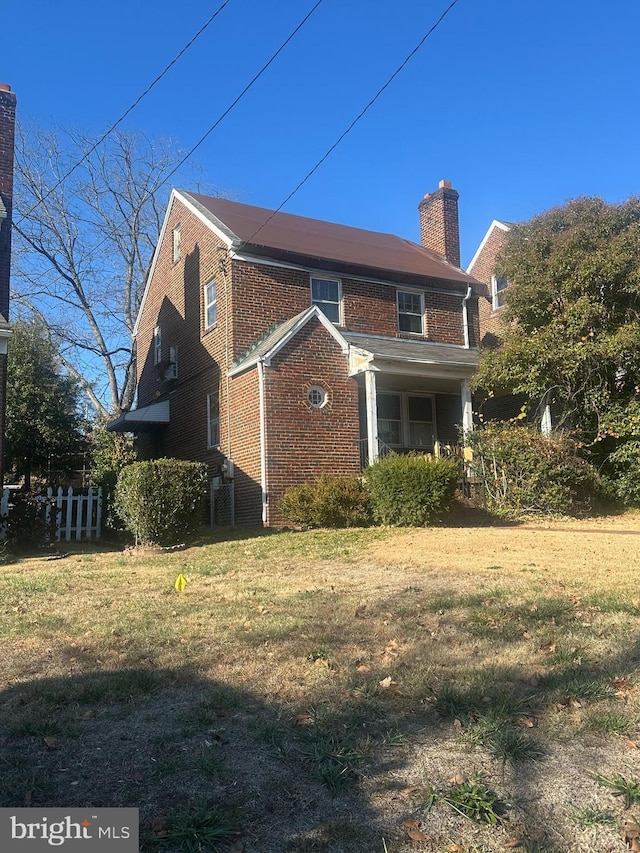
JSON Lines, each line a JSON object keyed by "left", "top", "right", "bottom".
{"left": 279, "top": 474, "right": 371, "bottom": 528}
{"left": 115, "top": 458, "right": 208, "bottom": 546}
{"left": 365, "top": 453, "right": 460, "bottom": 526}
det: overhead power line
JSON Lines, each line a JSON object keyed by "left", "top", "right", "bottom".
{"left": 161, "top": 0, "right": 327, "bottom": 188}
{"left": 16, "top": 0, "right": 234, "bottom": 225}
{"left": 240, "top": 0, "right": 460, "bottom": 250}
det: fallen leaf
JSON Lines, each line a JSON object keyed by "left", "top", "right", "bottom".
{"left": 379, "top": 676, "right": 398, "bottom": 689}
{"left": 43, "top": 736, "right": 58, "bottom": 750}
{"left": 357, "top": 664, "right": 371, "bottom": 672}
{"left": 151, "top": 817, "right": 169, "bottom": 838}
{"left": 448, "top": 845, "right": 464, "bottom": 852}
{"left": 630, "top": 839, "right": 640, "bottom": 852}
{"left": 400, "top": 786, "right": 419, "bottom": 797}
{"left": 626, "top": 739, "right": 638, "bottom": 750}
{"left": 516, "top": 717, "right": 535, "bottom": 728}
{"left": 449, "top": 773, "right": 465, "bottom": 785}
{"left": 504, "top": 841, "right": 522, "bottom": 849}
{"left": 402, "top": 820, "right": 420, "bottom": 828}
{"left": 407, "top": 829, "right": 430, "bottom": 842}
{"left": 522, "top": 630, "right": 532, "bottom": 640}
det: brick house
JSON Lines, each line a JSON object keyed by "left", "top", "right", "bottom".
{"left": 110, "top": 180, "right": 484, "bottom": 526}
{"left": 0, "top": 83, "right": 16, "bottom": 485}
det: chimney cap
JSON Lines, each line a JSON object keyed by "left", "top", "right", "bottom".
{"left": 0, "top": 83, "right": 11, "bottom": 92}
{"left": 439, "top": 179, "right": 452, "bottom": 189}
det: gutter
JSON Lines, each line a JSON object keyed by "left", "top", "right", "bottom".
{"left": 257, "top": 360, "right": 268, "bottom": 525}
{"left": 462, "top": 285, "right": 472, "bottom": 349}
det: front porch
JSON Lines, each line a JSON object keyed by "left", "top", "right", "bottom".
{"left": 344, "top": 332, "right": 478, "bottom": 469}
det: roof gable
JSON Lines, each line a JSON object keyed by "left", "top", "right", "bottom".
{"left": 467, "top": 219, "right": 511, "bottom": 274}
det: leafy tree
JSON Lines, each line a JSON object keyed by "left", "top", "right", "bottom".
{"left": 12, "top": 125, "right": 200, "bottom": 417}
{"left": 473, "top": 197, "right": 640, "bottom": 453}
{"left": 6, "top": 320, "right": 85, "bottom": 488}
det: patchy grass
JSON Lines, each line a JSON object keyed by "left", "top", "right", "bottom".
{"left": 1, "top": 517, "right": 640, "bottom": 852}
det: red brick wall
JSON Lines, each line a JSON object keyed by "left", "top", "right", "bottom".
{"left": 231, "top": 260, "right": 469, "bottom": 350}
{"left": 228, "top": 368, "right": 262, "bottom": 526}
{"left": 262, "top": 317, "right": 360, "bottom": 527}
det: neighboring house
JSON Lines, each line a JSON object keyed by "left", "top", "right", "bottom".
{"left": 0, "top": 83, "right": 16, "bottom": 485}
{"left": 110, "top": 180, "right": 484, "bottom": 527}
{"left": 467, "top": 217, "right": 552, "bottom": 431}
{"left": 466, "top": 218, "right": 511, "bottom": 348}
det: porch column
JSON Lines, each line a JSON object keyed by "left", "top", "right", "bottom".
{"left": 365, "top": 369, "right": 379, "bottom": 466}
{"left": 461, "top": 379, "right": 473, "bottom": 440}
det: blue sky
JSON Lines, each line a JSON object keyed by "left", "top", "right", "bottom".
{"left": 4, "top": 0, "right": 640, "bottom": 267}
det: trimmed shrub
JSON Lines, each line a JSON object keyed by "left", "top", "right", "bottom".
{"left": 467, "top": 423, "right": 603, "bottom": 518}
{"left": 365, "top": 453, "right": 460, "bottom": 526}
{"left": 115, "top": 458, "right": 208, "bottom": 546}
{"left": 279, "top": 474, "right": 371, "bottom": 528}
{"left": 4, "top": 490, "right": 57, "bottom": 552}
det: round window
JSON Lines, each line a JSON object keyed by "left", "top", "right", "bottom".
{"left": 307, "top": 385, "right": 327, "bottom": 408}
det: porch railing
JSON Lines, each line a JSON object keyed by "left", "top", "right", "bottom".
{"left": 358, "top": 439, "right": 467, "bottom": 470}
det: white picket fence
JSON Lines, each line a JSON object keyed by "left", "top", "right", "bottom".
{"left": 0, "top": 486, "right": 103, "bottom": 541}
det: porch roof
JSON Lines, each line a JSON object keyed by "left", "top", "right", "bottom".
{"left": 343, "top": 332, "right": 479, "bottom": 371}
{"left": 106, "top": 399, "right": 170, "bottom": 433}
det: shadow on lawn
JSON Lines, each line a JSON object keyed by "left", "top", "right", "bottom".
{"left": 0, "top": 667, "right": 406, "bottom": 852}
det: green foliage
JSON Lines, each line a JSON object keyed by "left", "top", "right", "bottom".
{"left": 588, "top": 771, "right": 640, "bottom": 809}
{"left": 467, "top": 423, "right": 603, "bottom": 517}
{"left": 88, "top": 426, "right": 137, "bottom": 530}
{"left": 364, "top": 453, "right": 459, "bottom": 526}
{"left": 6, "top": 320, "right": 85, "bottom": 487}
{"left": 3, "top": 491, "right": 57, "bottom": 552}
{"left": 441, "top": 774, "right": 505, "bottom": 824}
{"left": 114, "top": 458, "right": 207, "bottom": 546}
{"left": 279, "top": 474, "right": 371, "bottom": 528}
{"left": 473, "top": 198, "right": 640, "bottom": 489}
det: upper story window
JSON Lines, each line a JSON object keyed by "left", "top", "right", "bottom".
{"left": 153, "top": 326, "right": 162, "bottom": 365}
{"left": 311, "top": 277, "right": 341, "bottom": 324}
{"left": 172, "top": 225, "right": 181, "bottom": 262}
{"left": 492, "top": 275, "right": 508, "bottom": 310}
{"left": 205, "top": 278, "right": 217, "bottom": 329}
{"left": 397, "top": 290, "right": 424, "bottom": 334}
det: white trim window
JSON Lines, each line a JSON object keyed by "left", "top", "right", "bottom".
{"left": 153, "top": 326, "right": 162, "bottom": 366}
{"left": 204, "top": 278, "right": 217, "bottom": 329}
{"left": 492, "top": 275, "right": 508, "bottom": 310}
{"left": 397, "top": 290, "right": 424, "bottom": 334}
{"left": 377, "top": 392, "right": 435, "bottom": 450}
{"left": 311, "top": 277, "right": 341, "bottom": 324}
{"left": 172, "top": 225, "right": 181, "bottom": 262}
{"left": 207, "top": 393, "right": 220, "bottom": 448}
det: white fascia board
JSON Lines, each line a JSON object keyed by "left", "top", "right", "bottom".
{"left": 228, "top": 306, "right": 349, "bottom": 377}
{"left": 467, "top": 220, "right": 511, "bottom": 274}
{"left": 352, "top": 359, "right": 477, "bottom": 381}
{"left": 230, "top": 251, "right": 471, "bottom": 295}
{"left": 133, "top": 190, "right": 238, "bottom": 337}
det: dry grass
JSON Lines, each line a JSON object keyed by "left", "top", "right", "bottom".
{"left": 1, "top": 515, "right": 640, "bottom": 852}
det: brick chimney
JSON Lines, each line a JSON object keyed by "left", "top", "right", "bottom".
{"left": 0, "top": 83, "right": 16, "bottom": 486}
{"left": 418, "top": 179, "right": 460, "bottom": 268}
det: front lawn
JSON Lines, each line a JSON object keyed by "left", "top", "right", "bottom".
{"left": 1, "top": 519, "right": 639, "bottom": 852}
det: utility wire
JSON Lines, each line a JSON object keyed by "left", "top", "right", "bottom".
{"left": 16, "top": 0, "right": 234, "bottom": 225}
{"left": 160, "top": 0, "right": 327, "bottom": 189}
{"left": 238, "top": 0, "right": 460, "bottom": 250}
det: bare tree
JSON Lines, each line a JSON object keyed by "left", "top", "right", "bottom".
{"left": 11, "top": 125, "right": 194, "bottom": 418}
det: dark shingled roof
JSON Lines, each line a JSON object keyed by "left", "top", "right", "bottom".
{"left": 181, "top": 192, "right": 478, "bottom": 289}
{"left": 343, "top": 333, "right": 479, "bottom": 367}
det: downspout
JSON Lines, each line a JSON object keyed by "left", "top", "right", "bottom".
{"left": 462, "top": 284, "right": 472, "bottom": 349}
{"left": 257, "top": 360, "right": 268, "bottom": 524}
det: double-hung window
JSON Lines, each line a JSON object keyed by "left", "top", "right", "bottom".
{"left": 205, "top": 278, "right": 217, "bottom": 329}
{"left": 492, "top": 275, "right": 508, "bottom": 309}
{"left": 207, "top": 394, "right": 220, "bottom": 448}
{"left": 311, "top": 277, "right": 341, "bottom": 324}
{"left": 397, "top": 290, "right": 424, "bottom": 334}
{"left": 172, "top": 225, "right": 181, "bottom": 262}
{"left": 377, "top": 392, "right": 435, "bottom": 450}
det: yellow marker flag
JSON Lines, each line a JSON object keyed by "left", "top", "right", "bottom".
{"left": 174, "top": 573, "right": 187, "bottom": 592}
